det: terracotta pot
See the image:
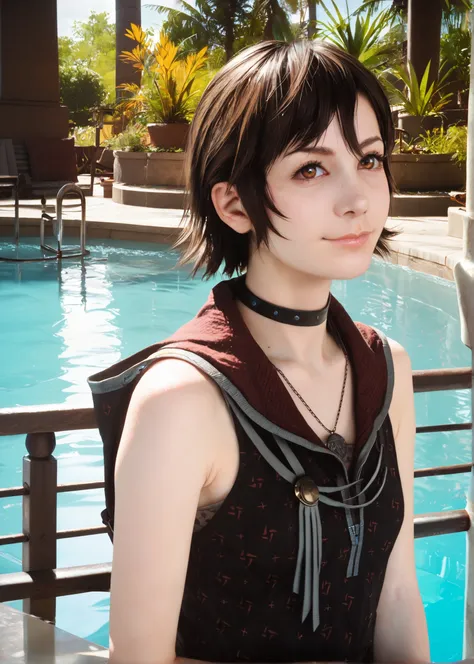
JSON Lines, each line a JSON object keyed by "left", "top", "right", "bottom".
{"left": 391, "top": 153, "right": 465, "bottom": 192}
{"left": 147, "top": 152, "right": 186, "bottom": 187}
{"left": 147, "top": 123, "right": 190, "bottom": 150}
{"left": 100, "top": 178, "right": 114, "bottom": 198}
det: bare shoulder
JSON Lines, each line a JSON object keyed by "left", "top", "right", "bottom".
{"left": 126, "top": 357, "right": 227, "bottom": 438}
{"left": 386, "top": 336, "right": 413, "bottom": 390}
{"left": 386, "top": 336, "right": 412, "bottom": 371}
{"left": 385, "top": 337, "right": 415, "bottom": 440}
{"left": 117, "top": 357, "right": 233, "bottom": 495}
{"left": 134, "top": 356, "right": 224, "bottom": 405}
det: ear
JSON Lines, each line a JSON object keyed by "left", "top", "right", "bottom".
{"left": 211, "top": 182, "right": 253, "bottom": 235}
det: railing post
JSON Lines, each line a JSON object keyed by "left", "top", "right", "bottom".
{"left": 22, "top": 432, "right": 57, "bottom": 623}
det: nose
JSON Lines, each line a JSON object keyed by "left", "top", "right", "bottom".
{"left": 333, "top": 181, "right": 369, "bottom": 219}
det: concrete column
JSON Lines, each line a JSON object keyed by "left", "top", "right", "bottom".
{"left": 0, "top": 0, "right": 68, "bottom": 138}
{"left": 116, "top": 0, "right": 142, "bottom": 101}
{"left": 454, "top": 12, "right": 474, "bottom": 658}
{"left": 407, "top": 0, "right": 443, "bottom": 84}
{"left": 2, "top": 0, "right": 60, "bottom": 102}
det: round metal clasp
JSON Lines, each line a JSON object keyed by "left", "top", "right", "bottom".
{"left": 294, "top": 476, "right": 320, "bottom": 506}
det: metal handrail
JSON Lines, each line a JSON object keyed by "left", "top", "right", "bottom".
{"left": 40, "top": 183, "right": 88, "bottom": 258}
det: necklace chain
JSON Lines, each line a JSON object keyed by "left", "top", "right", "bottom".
{"left": 275, "top": 352, "right": 349, "bottom": 435}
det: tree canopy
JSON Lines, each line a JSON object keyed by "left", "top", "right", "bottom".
{"left": 58, "top": 12, "right": 115, "bottom": 101}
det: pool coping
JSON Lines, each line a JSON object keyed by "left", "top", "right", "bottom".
{"left": 0, "top": 207, "right": 463, "bottom": 282}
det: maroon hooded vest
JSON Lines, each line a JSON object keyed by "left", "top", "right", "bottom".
{"left": 88, "top": 276, "right": 404, "bottom": 663}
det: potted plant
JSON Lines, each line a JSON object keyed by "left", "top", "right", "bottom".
{"left": 391, "top": 125, "right": 466, "bottom": 192}
{"left": 383, "top": 61, "right": 453, "bottom": 139}
{"left": 118, "top": 25, "right": 208, "bottom": 149}
{"left": 104, "top": 124, "right": 149, "bottom": 186}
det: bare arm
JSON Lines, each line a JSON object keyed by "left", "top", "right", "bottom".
{"left": 374, "top": 341, "right": 430, "bottom": 663}
{"left": 108, "top": 358, "right": 349, "bottom": 664}
{"left": 109, "top": 359, "right": 231, "bottom": 664}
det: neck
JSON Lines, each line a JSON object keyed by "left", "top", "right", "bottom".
{"left": 238, "top": 263, "right": 336, "bottom": 369}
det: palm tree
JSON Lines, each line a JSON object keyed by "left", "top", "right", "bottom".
{"left": 360, "top": 0, "right": 471, "bottom": 89}
{"left": 145, "top": 1, "right": 248, "bottom": 61}
{"left": 307, "top": 0, "right": 318, "bottom": 37}
{"left": 360, "top": 0, "right": 472, "bottom": 16}
{"left": 146, "top": 0, "right": 300, "bottom": 61}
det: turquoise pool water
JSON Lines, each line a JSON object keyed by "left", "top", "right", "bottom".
{"left": 0, "top": 238, "right": 471, "bottom": 660}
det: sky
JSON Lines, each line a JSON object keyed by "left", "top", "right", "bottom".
{"left": 57, "top": 0, "right": 371, "bottom": 38}
{"left": 58, "top": 0, "right": 174, "bottom": 37}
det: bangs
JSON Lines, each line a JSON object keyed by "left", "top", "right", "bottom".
{"left": 232, "top": 40, "right": 393, "bottom": 180}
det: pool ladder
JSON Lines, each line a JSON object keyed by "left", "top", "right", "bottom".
{"left": 0, "top": 183, "right": 90, "bottom": 263}
{"left": 40, "top": 183, "right": 90, "bottom": 260}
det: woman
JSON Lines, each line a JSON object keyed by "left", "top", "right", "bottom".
{"left": 89, "top": 39, "right": 430, "bottom": 664}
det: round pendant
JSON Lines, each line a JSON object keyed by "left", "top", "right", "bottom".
{"left": 294, "top": 476, "right": 320, "bottom": 506}
{"left": 326, "top": 433, "right": 347, "bottom": 459}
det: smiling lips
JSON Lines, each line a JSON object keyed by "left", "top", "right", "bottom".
{"left": 326, "top": 231, "right": 372, "bottom": 247}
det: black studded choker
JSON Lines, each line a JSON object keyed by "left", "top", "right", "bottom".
{"left": 234, "top": 279, "right": 331, "bottom": 327}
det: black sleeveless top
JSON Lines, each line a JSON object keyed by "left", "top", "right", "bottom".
{"left": 88, "top": 277, "right": 404, "bottom": 663}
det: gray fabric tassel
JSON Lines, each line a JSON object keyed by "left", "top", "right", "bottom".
{"left": 223, "top": 397, "right": 389, "bottom": 633}
{"left": 293, "top": 502, "right": 323, "bottom": 631}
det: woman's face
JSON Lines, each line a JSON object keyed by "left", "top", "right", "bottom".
{"left": 254, "top": 94, "right": 390, "bottom": 282}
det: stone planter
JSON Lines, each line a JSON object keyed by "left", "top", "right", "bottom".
{"left": 147, "top": 123, "right": 190, "bottom": 150}
{"left": 391, "top": 153, "right": 465, "bottom": 192}
{"left": 147, "top": 152, "right": 186, "bottom": 187}
{"left": 398, "top": 113, "right": 443, "bottom": 139}
{"left": 113, "top": 151, "right": 147, "bottom": 186}
{"left": 114, "top": 150, "right": 186, "bottom": 189}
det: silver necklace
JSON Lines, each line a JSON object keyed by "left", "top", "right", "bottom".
{"left": 275, "top": 352, "right": 349, "bottom": 458}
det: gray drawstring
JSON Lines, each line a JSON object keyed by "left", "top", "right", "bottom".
{"left": 225, "top": 397, "right": 388, "bottom": 632}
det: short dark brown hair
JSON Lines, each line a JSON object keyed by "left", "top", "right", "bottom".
{"left": 178, "top": 39, "right": 396, "bottom": 278}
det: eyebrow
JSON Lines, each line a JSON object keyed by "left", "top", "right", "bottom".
{"left": 285, "top": 135, "right": 384, "bottom": 157}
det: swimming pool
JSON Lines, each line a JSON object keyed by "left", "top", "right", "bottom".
{"left": 0, "top": 238, "right": 471, "bottom": 661}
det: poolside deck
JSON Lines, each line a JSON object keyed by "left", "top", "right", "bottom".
{"left": 0, "top": 180, "right": 463, "bottom": 281}
{"left": 0, "top": 603, "right": 108, "bottom": 663}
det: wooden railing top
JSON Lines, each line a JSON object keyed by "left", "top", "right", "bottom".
{"left": 0, "top": 403, "right": 95, "bottom": 436}
{"left": 413, "top": 367, "right": 472, "bottom": 393}
{"left": 0, "top": 367, "right": 472, "bottom": 436}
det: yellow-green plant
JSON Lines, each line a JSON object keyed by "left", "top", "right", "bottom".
{"left": 383, "top": 61, "right": 453, "bottom": 117}
{"left": 419, "top": 126, "right": 467, "bottom": 166}
{"left": 394, "top": 125, "right": 467, "bottom": 167}
{"left": 318, "top": 1, "right": 398, "bottom": 71}
{"left": 118, "top": 24, "right": 208, "bottom": 124}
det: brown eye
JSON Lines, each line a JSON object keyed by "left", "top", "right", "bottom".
{"left": 298, "top": 163, "right": 325, "bottom": 180}
{"left": 360, "top": 154, "right": 383, "bottom": 170}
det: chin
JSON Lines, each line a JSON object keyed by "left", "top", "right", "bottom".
{"left": 326, "top": 253, "right": 374, "bottom": 281}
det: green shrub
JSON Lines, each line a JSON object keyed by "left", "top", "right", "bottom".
{"left": 72, "top": 126, "right": 96, "bottom": 146}
{"left": 103, "top": 124, "right": 148, "bottom": 151}
{"left": 395, "top": 125, "right": 467, "bottom": 166}
{"left": 60, "top": 64, "right": 108, "bottom": 126}
{"left": 419, "top": 126, "right": 467, "bottom": 165}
